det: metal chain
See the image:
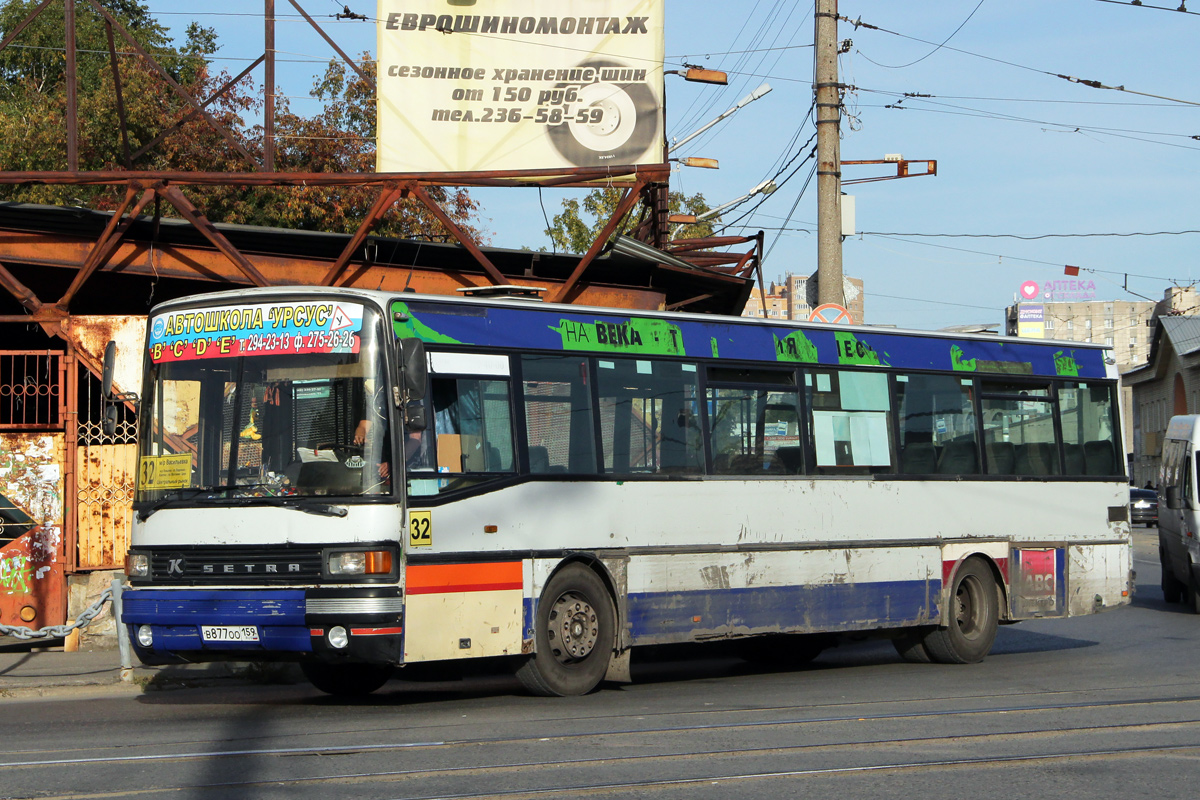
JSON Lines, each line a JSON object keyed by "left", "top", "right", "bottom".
{"left": 0, "top": 589, "right": 113, "bottom": 640}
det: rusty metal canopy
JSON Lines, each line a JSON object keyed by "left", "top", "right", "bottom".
{"left": 0, "top": 203, "right": 754, "bottom": 317}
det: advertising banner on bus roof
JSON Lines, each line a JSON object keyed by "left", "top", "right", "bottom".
{"left": 376, "top": 0, "right": 665, "bottom": 175}
{"left": 147, "top": 302, "right": 364, "bottom": 363}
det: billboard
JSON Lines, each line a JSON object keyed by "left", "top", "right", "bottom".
{"left": 1016, "top": 303, "right": 1044, "bottom": 339}
{"left": 376, "top": 0, "right": 665, "bottom": 175}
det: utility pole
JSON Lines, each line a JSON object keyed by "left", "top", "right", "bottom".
{"left": 814, "top": 0, "right": 842, "bottom": 307}
{"left": 264, "top": 0, "right": 276, "bottom": 171}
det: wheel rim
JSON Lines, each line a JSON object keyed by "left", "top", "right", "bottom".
{"left": 954, "top": 574, "right": 986, "bottom": 640}
{"left": 546, "top": 590, "right": 599, "bottom": 665}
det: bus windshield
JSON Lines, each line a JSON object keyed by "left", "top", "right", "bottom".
{"left": 136, "top": 302, "right": 390, "bottom": 504}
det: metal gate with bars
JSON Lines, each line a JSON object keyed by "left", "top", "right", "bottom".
{"left": 76, "top": 366, "right": 137, "bottom": 571}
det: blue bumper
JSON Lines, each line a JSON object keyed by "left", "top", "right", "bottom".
{"left": 121, "top": 590, "right": 312, "bottom": 660}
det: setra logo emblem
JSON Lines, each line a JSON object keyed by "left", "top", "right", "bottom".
{"left": 166, "top": 555, "right": 187, "bottom": 577}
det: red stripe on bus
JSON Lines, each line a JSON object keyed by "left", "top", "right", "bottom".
{"left": 349, "top": 627, "right": 404, "bottom": 636}
{"left": 406, "top": 562, "right": 522, "bottom": 595}
{"left": 406, "top": 582, "right": 522, "bottom": 595}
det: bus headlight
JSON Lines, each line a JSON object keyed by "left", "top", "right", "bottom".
{"left": 126, "top": 553, "right": 149, "bottom": 578}
{"left": 137, "top": 625, "right": 153, "bottom": 647}
{"left": 328, "top": 626, "right": 349, "bottom": 649}
{"left": 328, "top": 550, "right": 393, "bottom": 576}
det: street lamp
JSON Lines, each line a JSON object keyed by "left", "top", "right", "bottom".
{"left": 694, "top": 179, "right": 777, "bottom": 222}
{"left": 668, "top": 82, "right": 773, "bottom": 154}
{"left": 671, "top": 179, "right": 777, "bottom": 240}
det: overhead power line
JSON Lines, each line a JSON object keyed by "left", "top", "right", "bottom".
{"left": 863, "top": 0, "right": 986, "bottom": 69}
{"left": 1092, "top": 0, "right": 1200, "bottom": 16}
{"left": 845, "top": 14, "right": 1200, "bottom": 107}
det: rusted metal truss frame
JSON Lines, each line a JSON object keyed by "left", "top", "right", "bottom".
{"left": 0, "top": 166, "right": 693, "bottom": 321}
{"left": 663, "top": 231, "right": 765, "bottom": 313}
{"left": 0, "top": 2, "right": 748, "bottom": 318}
{"left": 0, "top": 166, "right": 672, "bottom": 188}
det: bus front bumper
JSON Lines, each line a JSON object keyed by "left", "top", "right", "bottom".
{"left": 121, "top": 588, "right": 404, "bottom": 666}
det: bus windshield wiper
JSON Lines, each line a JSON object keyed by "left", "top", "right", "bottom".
{"left": 208, "top": 494, "right": 349, "bottom": 518}
{"left": 140, "top": 484, "right": 347, "bottom": 518}
{"left": 135, "top": 487, "right": 218, "bottom": 521}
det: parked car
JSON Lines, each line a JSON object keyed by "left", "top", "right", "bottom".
{"left": 1130, "top": 487, "right": 1158, "bottom": 527}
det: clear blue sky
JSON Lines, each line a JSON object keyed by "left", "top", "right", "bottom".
{"left": 144, "top": 1, "right": 1200, "bottom": 331}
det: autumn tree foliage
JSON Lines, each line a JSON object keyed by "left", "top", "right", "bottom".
{"left": 545, "top": 188, "right": 714, "bottom": 254}
{"left": 0, "top": 0, "right": 483, "bottom": 240}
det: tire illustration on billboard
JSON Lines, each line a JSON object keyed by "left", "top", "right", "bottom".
{"left": 547, "top": 60, "right": 660, "bottom": 167}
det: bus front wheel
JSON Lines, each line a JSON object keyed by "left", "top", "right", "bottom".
{"left": 923, "top": 557, "right": 1000, "bottom": 664}
{"left": 301, "top": 662, "right": 392, "bottom": 696}
{"left": 516, "top": 564, "right": 616, "bottom": 697}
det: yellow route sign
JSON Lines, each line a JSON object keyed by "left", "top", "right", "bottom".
{"left": 138, "top": 454, "right": 193, "bottom": 490}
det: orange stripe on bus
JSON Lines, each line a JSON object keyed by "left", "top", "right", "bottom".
{"left": 405, "top": 562, "right": 523, "bottom": 595}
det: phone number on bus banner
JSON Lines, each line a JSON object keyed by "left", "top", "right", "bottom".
{"left": 148, "top": 302, "right": 363, "bottom": 363}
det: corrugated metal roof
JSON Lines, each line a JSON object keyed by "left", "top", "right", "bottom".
{"left": 1160, "top": 316, "right": 1200, "bottom": 357}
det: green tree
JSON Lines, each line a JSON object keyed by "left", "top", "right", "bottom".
{"left": 0, "top": 0, "right": 483, "bottom": 240}
{"left": 545, "top": 188, "right": 714, "bottom": 253}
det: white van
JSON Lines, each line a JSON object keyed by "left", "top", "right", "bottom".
{"left": 1158, "top": 414, "right": 1200, "bottom": 611}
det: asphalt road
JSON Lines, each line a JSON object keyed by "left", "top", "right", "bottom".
{"left": 3, "top": 527, "right": 1197, "bottom": 800}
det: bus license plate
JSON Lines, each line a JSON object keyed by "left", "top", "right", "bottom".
{"left": 200, "top": 625, "right": 260, "bottom": 643}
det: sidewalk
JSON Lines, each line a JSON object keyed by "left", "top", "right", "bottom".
{"left": 0, "top": 637, "right": 281, "bottom": 697}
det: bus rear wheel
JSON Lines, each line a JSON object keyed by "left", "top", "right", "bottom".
{"left": 893, "top": 629, "right": 934, "bottom": 663}
{"left": 301, "top": 662, "right": 392, "bottom": 696}
{"left": 515, "top": 564, "right": 616, "bottom": 697}
{"left": 923, "top": 558, "right": 1000, "bottom": 664}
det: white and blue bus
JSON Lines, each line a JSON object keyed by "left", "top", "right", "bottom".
{"left": 117, "top": 286, "right": 1132, "bottom": 696}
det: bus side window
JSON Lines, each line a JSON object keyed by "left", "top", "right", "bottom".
{"left": 430, "top": 377, "right": 516, "bottom": 474}
{"left": 519, "top": 355, "right": 598, "bottom": 474}
{"left": 981, "top": 381, "right": 1057, "bottom": 477}
{"left": 707, "top": 388, "right": 802, "bottom": 474}
{"left": 1058, "top": 382, "right": 1120, "bottom": 476}
{"left": 807, "top": 370, "right": 894, "bottom": 474}
{"left": 596, "top": 359, "right": 703, "bottom": 475}
{"left": 896, "top": 374, "right": 974, "bottom": 475}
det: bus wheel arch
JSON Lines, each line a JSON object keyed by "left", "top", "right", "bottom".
{"left": 925, "top": 555, "right": 1002, "bottom": 664}
{"left": 516, "top": 559, "right": 619, "bottom": 696}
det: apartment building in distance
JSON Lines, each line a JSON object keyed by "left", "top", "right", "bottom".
{"left": 1005, "top": 278, "right": 1158, "bottom": 479}
{"left": 742, "top": 273, "right": 866, "bottom": 322}
{"left": 1119, "top": 286, "right": 1200, "bottom": 487}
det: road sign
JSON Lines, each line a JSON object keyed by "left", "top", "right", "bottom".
{"left": 809, "top": 303, "right": 854, "bottom": 324}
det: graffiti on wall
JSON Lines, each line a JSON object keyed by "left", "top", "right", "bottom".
{"left": 0, "top": 434, "right": 65, "bottom": 627}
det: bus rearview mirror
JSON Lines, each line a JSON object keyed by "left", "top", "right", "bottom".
{"left": 399, "top": 338, "right": 427, "bottom": 399}
{"left": 101, "top": 341, "right": 117, "bottom": 399}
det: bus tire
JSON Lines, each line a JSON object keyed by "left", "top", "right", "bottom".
{"left": 515, "top": 564, "right": 616, "bottom": 697}
{"left": 923, "top": 557, "right": 999, "bottom": 664}
{"left": 893, "top": 629, "right": 934, "bottom": 663}
{"left": 301, "top": 662, "right": 392, "bottom": 696}
{"left": 1161, "top": 548, "right": 1184, "bottom": 604}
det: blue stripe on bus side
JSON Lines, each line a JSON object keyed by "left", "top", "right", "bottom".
{"left": 626, "top": 580, "right": 938, "bottom": 644}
